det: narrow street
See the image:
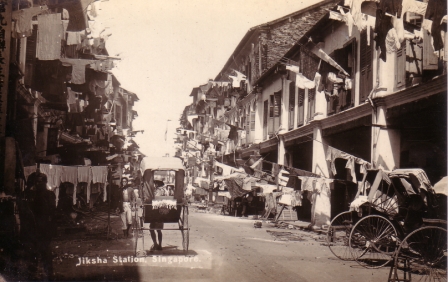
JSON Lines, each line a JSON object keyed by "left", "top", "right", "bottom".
{"left": 16, "top": 211, "right": 389, "bottom": 282}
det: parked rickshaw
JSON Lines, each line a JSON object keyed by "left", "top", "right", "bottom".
{"left": 327, "top": 168, "right": 446, "bottom": 279}
{"left": 134, "top": 157, "right": 189, "bottom": 255}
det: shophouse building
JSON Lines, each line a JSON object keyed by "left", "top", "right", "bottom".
{"left": 178, "top": 0, "right": 447, "bottom": 227}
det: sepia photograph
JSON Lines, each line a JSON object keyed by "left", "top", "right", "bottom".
{"left": 0, "top": 0, "right": 447, "bottom": 281}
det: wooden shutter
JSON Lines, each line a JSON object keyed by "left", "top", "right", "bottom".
{"left": 395, "top": 44, "right": 406, "bottom": 89}
{"left": 308, "top": 89, "right": 315, "bottom": 121}
{"left": 406, "top": 39, "right": 422, "bottom": 75}
{"left": 359, "top": 28, "right": 373, "bottom": 103}
{"left": 289, "top": 81, "right": 295, "bottom": 130}
{"left": 273, "top": 91, "right": 281, "bottom": 133}
{"left": 297, "top": 88, "right": 305, "bottom": 126}
{"left": 422, "top": 31, "right": 439, "bottom": 70}
{"left": 250, "top": 111, "right": 255, "bottom": 131}
{"left": 263, "top": 100, "right": 268, "bottom": 140}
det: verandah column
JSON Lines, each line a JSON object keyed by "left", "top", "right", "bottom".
{"left": 277, "top": 76, "right": 291, "bottom": 165}
{"left": 310, "top": 121, "right": 331, "bottom": 228}
{"left": 371, "top": 98, "right": 400, "bottom": 171}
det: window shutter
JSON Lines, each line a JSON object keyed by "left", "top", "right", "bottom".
{"left": 289, "top": 82, "right": 295, "bottom": 130}
{"left": 359, "top": 28, "right": 373, "bottom": 103}
{"left": 297, "top": 88, "right": 305, "bottom": 126}
{"left": 422, "top": 31, "right": 439, "bottom": 70}
{"left": 263, "top": 100, "right": 268, "bottom": 139}
{"left": 274, "top": 91, "right": 281, "bottom": 117}
{"left": 308, "top": 88, "right": 315, "bottom": 121}
{"left": 395, "top": 44, "right": 406, "bottom": 89}
{"left": 250, "top": 111, "right": 255, "bottom": 131}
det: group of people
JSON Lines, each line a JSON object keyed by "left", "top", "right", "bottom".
{"left": 119, "top": 177, "right": 172, "bottom": 251}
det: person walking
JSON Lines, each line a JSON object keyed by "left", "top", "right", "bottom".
{"left": 119, "top": 178, "right": 135, "bottom": 238}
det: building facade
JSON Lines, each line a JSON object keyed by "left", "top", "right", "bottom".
{"left": 178, "top": 0, "right": 447, "bottom": 227}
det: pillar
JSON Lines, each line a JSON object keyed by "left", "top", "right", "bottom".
{"left": 254, "top": 94, "right": 263, "bottom": 143}
{"left": 310, "top": 123, "right": 331, "bottom": 228}
{"left": 278, "top": 76, "right": 291, "bottom": 165}
{"left": 376, "top": 52, "right": 397, "bottom": 96}
{"left": 371, "top": 100, "right": 400, "bottom": 171}
{"left": 36, "top": 124, "right": 50, "bottom": 158}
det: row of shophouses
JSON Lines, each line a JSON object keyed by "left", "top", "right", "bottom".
{"left": 178, "top": 0, "right": 447, "bottom": 227}
{"left": 0, "top": 0, "right": 142, "bottom": 210}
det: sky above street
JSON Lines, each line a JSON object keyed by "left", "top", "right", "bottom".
{"left": 98, "top": 0, "right": 322, "bottom": 157}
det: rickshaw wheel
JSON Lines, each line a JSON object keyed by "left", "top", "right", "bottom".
{"left": 179, "top": 205, "right": 189, "bottom": 252}
{"left": 394, "top": 226, "right": 447, "bottom": 282}
{"left": 327, "top": 211, "right": 358, "bottom": 261}
{"left": 349, "top": 215, "right": 398, "bottom": 268}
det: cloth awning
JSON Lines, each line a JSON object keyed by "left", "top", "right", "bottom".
{"left": 140, "top": 157, "right": 184, "bottom": 172}
{"left": 433, "top": 177, "right": 448, "bottom": 196}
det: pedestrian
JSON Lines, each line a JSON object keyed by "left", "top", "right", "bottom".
{"left": 119, "top": 178, "right": 135, "bottom": 238}
{"left": 133, "top": 187, "right": 143, "bottom": 228}
{"left": 26, "top": 171, "right": 56, "bottom": 281}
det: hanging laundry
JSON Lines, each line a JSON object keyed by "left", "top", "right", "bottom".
{"left": 40, "top": 164, "right": 63, "bottom": 190}
{"left": 66, "top": 31, "right": 83, "bottom": 45}
{"left": 227, "top": 125, "right": 239, "bottom": 145}
{"left": 91, "top": 166, "right": 107, "bottom": 183}
{"left": 229, "top": 70, "right": 247, "bottom": 88}
{"left": 325, "top": 146, "right": 371, "bottom": 183}
{"left": 385, "top": 28, "right": 401, "bottom": 54}
{"left": 78, "top": 166, "right": 92, "bottom": 203}
{"left": 60, "top": 58, "right": 96, "bottom": 84}
{"left": 215, "top": 161, "right": 235, "bottom": 176}
{"left": 36, "top": 13, "right": 63, "bottom": 60}
{"left": 285, "top": 65, "right": 300, "bottom": 73}
{"left": 277, "top": 168, "right": 290, "bottom": 187}
{"left": 50, "top": 0, "right": 95, "bottom": 32}
{"left": 379, "top": 0, "right": 403, "bottom": 18}
{"left": 298, "top": 176, "right": 314, "bottom": 192}
{"left": 90, "top": 60, "right": 114, "bottom": 72}
{"left": 286, "top": 64, "right": 315, "bottom": 89}
{"left": 337, "top": 6, "right": 354, "bottom": 36}
{"left": 348, "top": 0, "right": 379, "bottom": 31}
{"left": 12, "top": 6, "right": 48, "bottom": 38}
{"left": 61, "top": 166, "right": 78, "bottom": 205}
{"left": 425, "top": 0, "right": 447, "bottom": 51}
{"left": 327, "top": 72, "right": 344, "bottom": 84}
{"left": 374, "top": 8, "right": 394, "bottom": 62}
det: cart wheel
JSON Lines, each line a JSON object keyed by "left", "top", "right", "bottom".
{"left": 394, "top": 226, "right": 447, "bottom": 282}
{"left": 180, "top": 205, "right": 189, "bottom": 252}
{"left": 327, "top": 211, "right": 359, "bottom": 260}
{"left": 349, "top": 215, "right": 398, "bottom": 268}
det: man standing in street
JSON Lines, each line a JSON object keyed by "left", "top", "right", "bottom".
{"left": 119, "top": 178, "right": 135, "bottom": 238}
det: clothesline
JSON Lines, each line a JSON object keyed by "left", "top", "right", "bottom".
{"left": 259, "top": 159, "right": 324, "bottom": 179}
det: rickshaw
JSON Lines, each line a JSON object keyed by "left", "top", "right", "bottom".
{"left": 134, "top": 157, "right": 189, "bottom": 255}
{"left": 327, "top": 169, "right": 447, "bottom": 277}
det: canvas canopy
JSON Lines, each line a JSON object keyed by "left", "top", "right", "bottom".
{"left": 140, "top": 157, "right": 184, "bottom": 172}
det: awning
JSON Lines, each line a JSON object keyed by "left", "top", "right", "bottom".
{"left": 433, "top": 177, "right": 448, "bottom": 196}
{"left": 140, "top": 157, "right": 184, "bottom": 172}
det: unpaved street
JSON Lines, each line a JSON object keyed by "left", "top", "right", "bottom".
{"left": 39, "top": 212, "right": 390, "bottom": 282}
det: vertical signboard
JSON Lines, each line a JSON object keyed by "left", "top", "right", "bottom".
{"left": 0, "top": 0, "right": 12, "bottom": 194}
{"left": 0, "top": 0, "right": 11, "bottom": 137}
